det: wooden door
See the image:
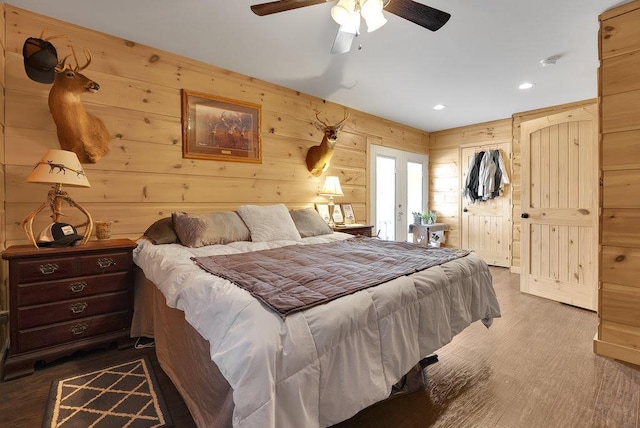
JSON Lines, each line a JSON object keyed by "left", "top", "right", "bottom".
{"left": 520, "top": 105, "right": 598, "bottom": 310}
{"left": 461, "top": 142, "right": 512, "bottom": 267}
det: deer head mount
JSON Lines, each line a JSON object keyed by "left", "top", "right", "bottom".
{"left": 305, "top": 110, "right": 350, "bottom": 177}
{"left": 48, "top": 46, "right": 111, "bottom": 164}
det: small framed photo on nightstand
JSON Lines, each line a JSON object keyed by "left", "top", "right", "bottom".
{"left": 340, "top": 203, "right": 355, "bottom": 224}
{"left": 332, "top": 205, "right": 344, "bottom": 224}
{"left": 315, "top": 203, "right": 331, "bottom": 223}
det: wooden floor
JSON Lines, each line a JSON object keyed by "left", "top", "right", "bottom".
{"left": 1, "top": 266, "right": 638, "bottom": 427}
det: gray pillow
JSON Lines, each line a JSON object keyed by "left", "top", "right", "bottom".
{"left": 237, "top": 204, "right": 302, "bottom": 242}
{"left": 290, "top": 208, "right": 333, "bottom": 238}
{"left": 172, "top": 211, "right": 251, "bottom": 248}
{"left": 144, "top": 217, "right": 179, "bottom": 245}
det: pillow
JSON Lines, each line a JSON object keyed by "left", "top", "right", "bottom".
{"left": 237, "top": 204, "right": 302, "bottom": 242}
{"left": 144, "top": 217, "right": 179, "bottom": 245}
{"left": 290, "top": 207, "right": 333, "bottom": 238}
{"left": 172, "top": 211, "right": 251, "bottom": 248}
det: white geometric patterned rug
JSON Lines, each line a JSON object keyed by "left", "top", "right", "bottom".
{"left": 42, "top": 356, "right": 173, "bottom": 428}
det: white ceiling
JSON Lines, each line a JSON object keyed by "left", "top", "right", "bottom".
{"left": 8, "top": 0, "right": 631, "bottom": 132}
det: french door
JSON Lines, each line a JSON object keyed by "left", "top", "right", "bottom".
{"left": 369, "top": 145, "right": 428, "bottom": 241}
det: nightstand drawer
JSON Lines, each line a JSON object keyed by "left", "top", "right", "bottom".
{"left": 80, "top": 251, "right": 132, "bottom": 275}
{"left": 18, "top": 291, "right": 130, "bottom": 329}
{"left": 2, "top": 239, "right": 137, "bottom": 379}
{"left": 15, "top": 256, "right": 78, "bottom": 283}
{"left": 16, "top": 272, "right": 130, "bottom": 306}
{"left": 15, "top": 311, "right": 131, "bottom": 354}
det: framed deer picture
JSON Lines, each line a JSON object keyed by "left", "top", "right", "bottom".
{"left": 181, "top": 89, "right": 262, "bottom": 163}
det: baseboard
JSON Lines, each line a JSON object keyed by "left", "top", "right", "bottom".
{"left": 593, "top": 337, "right": 640, "bottom": 366}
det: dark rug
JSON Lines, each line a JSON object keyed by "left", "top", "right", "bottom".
{"left": 43, "top": 356, "right": 173, "bottom": 428}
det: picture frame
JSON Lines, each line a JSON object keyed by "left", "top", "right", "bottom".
{"left": 315, "top": 203, "right": 331, "bottom": 223}
{"left": 340, "top": 203, "right": 355, "bottom": 224}
{"left": 181, "top": 89, "right": 262, "bottom": 163}
{"left": 332, "top": 204, "right": 344, "bottom": 224}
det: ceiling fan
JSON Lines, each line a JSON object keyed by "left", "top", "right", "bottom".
{"left": 250, "top": 0, "right": 451, "bottom": 54}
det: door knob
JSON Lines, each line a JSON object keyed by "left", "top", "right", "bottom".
{"left": 521, "top": 213, "right": 529, "bottom": 219}
{"left": 463, "top": 208, "right": 468, "bottom": 212}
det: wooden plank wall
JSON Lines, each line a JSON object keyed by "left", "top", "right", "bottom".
{"left": 428, "top": 118, "right": 512, "bottom": 252}
{"left": 0, "top": 3, "right": 6, "bottom": 359}
{"left": 595, "top": 0, "right": 640, "bottom": 365}
{"left": 1, "top": 5, "right": 428, "bottom": 250}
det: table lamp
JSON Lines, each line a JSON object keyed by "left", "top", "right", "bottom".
{"left": 22, "top": 149, "right": 93, "bottom": 248}
{"left": 319, "top": 175, "right": 344, "bottom": 226}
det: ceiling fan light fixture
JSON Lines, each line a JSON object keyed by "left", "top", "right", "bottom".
{"left": 361, "top": 0, "right": 387, "bottom": 32}
{"left": 331, "top": 0, "right": 357, "bottom": 26}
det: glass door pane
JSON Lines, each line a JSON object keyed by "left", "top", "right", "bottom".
{"left": 376, "top": 155, "right": 396, "bottom": 241}
{"left": 406, "top": 161, "right": 424, "bottom": 242}
{"left": 370, "top": 145, "right": 427, "bottom": 242}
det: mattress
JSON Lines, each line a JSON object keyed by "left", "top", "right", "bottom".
{"left": 133, "top": 233, "right": 501, "bottom": 427}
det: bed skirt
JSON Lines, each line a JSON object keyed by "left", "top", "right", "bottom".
{"left": 133, "top": 274, "right": 234, "bottom": 427}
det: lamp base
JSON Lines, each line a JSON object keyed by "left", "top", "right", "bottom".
{"left": 328, "top": 198, "right": 336, "bottom": 227}
{"left": 22, "top": 186, "right": 93, "bottom": 248}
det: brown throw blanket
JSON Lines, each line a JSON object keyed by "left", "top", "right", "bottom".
{"left": 192, "top": 236, "right": 470, "bottom": 318}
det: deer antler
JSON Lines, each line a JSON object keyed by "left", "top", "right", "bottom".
{"left": 335, "top": 110, "right": 350, "bottom": 128}
{"left": 38, "top": 28, "right": 69, "bottom": 42}
{"left": 70, "top": 46, "right": 92, "bottom": 72}
{"left": 315, "top": 111, "right": 330, "bottom": 128}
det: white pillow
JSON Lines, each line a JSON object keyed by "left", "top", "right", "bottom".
{"left": 238, "top": 204, "right": 302, "bottom": 242}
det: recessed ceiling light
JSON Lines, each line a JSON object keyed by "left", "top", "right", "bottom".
{"left": 433, "top": 104, "right": 446, "bottom": 110}
{"left": 519, "top": 82, "right": 535, "bottom": 90}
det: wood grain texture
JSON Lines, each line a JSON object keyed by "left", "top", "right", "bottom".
{"left": 597, "top": 0, "right": 640, "bottom": 366}
{"left": 511, "top": 99, "right": 596, "bottom": 271}
{"left": 1, "top": 5, "right": 428, "bottom": 249}
{"left": 600, "top": 4, "right": 640, "bottom": 59}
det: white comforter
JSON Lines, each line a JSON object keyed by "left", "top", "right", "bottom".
{"left": 134, "top": 234, "right": 501, "bottom": 427}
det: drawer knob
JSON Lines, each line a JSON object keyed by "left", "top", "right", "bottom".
{"left": 69, "top": 282, "right": 87, "bottom": 293}
{"left": 39, "top": 263, "right": 59, "bottom": 275}
{"left": 70, "top": 323, "right": 88, "bottom": 336}
{"left": 97, "top": 258, "right": 116, "bottom": 269}
{"left": 70, "top": 302, "right": 88, "bottom": 314}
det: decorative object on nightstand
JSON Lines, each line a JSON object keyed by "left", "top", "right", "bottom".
{"left": 94, "top": 220, "right": 113, "bottom": 240}
{"left": 319, "top": 175, "right": 344, "bottom": 227}
{"left": 340, "top": 203, "right": 355, "bottom": 224}
{"left": 21, "top": 149, "right": 93, "bottom": 248}
{"left": 1, "top": 238, "right": 137, "bottom": 380}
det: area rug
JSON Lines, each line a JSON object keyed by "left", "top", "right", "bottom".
{"left": 42, "top": 356, "right": 173, "bottom": 428}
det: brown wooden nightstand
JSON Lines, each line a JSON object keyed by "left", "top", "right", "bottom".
{"left": 332, "top": 224, "right": 375, "bottom": 237}
{"left": 1, "top": 238, "right": 137, "bottom": 380}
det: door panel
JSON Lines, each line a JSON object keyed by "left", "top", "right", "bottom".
{"left": 461, "top": 143, "right": 511, "bottom": 267}
{"left": 370, "top": 145, "right": 428, "bottom": 242}
{"left": 520, "top": 106, "right": 598, "bottom": 310}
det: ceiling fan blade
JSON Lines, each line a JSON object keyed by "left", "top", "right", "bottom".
{"left": 331, "top": 25, "right": 356, "bottom": 54}
{"left": 384, "top": 0, "right": 451, "bottom": 31}
{"left": 251, "top": 0, "right": 327, "bottom": 16}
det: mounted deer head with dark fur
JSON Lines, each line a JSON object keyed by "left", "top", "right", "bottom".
{"left": 48, "top": 47, "right": 111, "bottom": 164}
{"left": 305, "top": 110, "right": 350, "bottom": 177}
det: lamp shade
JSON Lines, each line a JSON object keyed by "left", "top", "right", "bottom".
{"left": 361, "top": 0, "right": 387, "bottom": 32}
{"left": 26, "top": 149, "right": 91, "bottom": 188}
{"left": 331, "top": 0, "right": 357, "bottom": 26}
{"left": 319, "top": 176, "right": 344, "bottom": 197}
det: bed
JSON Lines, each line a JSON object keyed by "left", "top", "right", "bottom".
{"left": 132, "top": 204, "right": 501, "bottom": 428}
